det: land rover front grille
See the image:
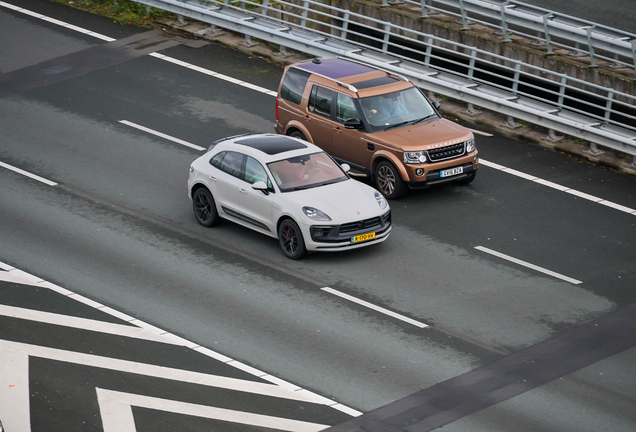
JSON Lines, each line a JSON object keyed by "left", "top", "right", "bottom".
{"left": 427, "top": 142, "right": 466, "bottom": 162}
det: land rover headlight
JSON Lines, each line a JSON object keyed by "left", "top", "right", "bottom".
{"left": 403, "top": 151, "right": 427, "bottom": 164}
{"left": 465, "top": 137, "right": 476, "bottom": 153}
{"left": 303, "top": 206, "right": 332, "bottom": 221}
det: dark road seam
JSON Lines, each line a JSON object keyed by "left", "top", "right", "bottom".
{"left": 326, "top": 303, "right": 636, "bottom": 432}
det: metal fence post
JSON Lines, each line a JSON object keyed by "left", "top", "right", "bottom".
{"left": 604, "top": 91, "right": 614, "bottom": 121}
{"left": 340, "top": 12, "right": 350, "bottom": 39}
{"left": 557, "top": 77, "right": 567, "bottom": 109}
{"left": 543, "top": 14, "right": 554, "bottom": 55}
{"left": 499, "top": 2, "right": 512, "bottom": 43}
{"left": 587, "top": 26, "right": 598, "bottom": 67}
{"left": 301, "top": 1, "right": 309, "bottom": 29}
{"left": 468, "top": 49, "right": 477, "bottom": 79}
{"left": 632, "top": 39, "right": 636, "bottom": 77}
{"left": 382, "top": 24, "right": 391, "bottom": 54}
{"left": 420, "top": 0, "right": 432, "bottom": 18}
{"left": 458, "top": 0, "right": 470, "bottom": 30}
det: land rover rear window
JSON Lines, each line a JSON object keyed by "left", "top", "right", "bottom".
{"left": 280, "top": 68, "right": 310, "bottom": 105}
{"left": 309, "top": 85, "right": 334, "bottom": 118}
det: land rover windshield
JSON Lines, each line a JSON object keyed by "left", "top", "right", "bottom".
{"left": 360, "top": 87, "right": 438, "bottom": 129}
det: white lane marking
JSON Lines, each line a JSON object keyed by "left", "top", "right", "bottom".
{"left": 321, "top": 287, "right": 428, "bottom": 328}
{"left": 475, "top": 246, "right": 583, "bottom": 285}
{"left": 119, "top": 120, "right": 206, "bottom": 151}
{"left": 0, "top": 304, "right": 187, "bottom": 345}
{"left": 96, "top": 388, "right": 329, "bottom": 432}
{"left": 480, "top": 159, "right": 636, "bottom": 216}
{"left": 0, "top": 160, "right": 58, "bottom": 186}
{"left": 0, "top": 339, "right": 326, "bottom": 404}
{"left": 148, "top": 52, "right": 278, "bottom": 96}
{"left": 0, "top": 261, "right": 362, "bottom": 416}
{"left": 4, "top": 2, "right": 636, "bottom": 219}
{"left": 0, "top": 1, "right": 115, "bottom": 41}
{"left": 0, "top": 350, "right": 30, "bottom": 432}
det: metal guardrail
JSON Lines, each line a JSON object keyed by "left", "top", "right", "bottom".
{"left": 134, "top": 0, "right": 636, "bottom": 164}
{"left": 402, "top": 0, "right": 636, "bottom": 73}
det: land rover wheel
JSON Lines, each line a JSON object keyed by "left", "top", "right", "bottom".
{"left": 290, "top": 131, "right": 307, "bottom": 141}
{"left": 376, "top": 161, "right": 405, "bottom": 200}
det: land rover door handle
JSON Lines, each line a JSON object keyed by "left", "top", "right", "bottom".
{"left": 333, "top": 126, "right": 343, "bottom": 133}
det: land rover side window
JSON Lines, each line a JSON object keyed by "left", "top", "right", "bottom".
{"left": 336, "top": 93, "right": 360, "bottom": 123}
{"left": 245, "top": 156, "right": 274, "bottom": 191}
{"left": 280, "top": 68, "right": 310, "bottom": 105}
{"left": 218, "top": 151, "right": 245, "bottom": 179}
{"left": 308, "top": 86, "right": 334, "bottom": 118}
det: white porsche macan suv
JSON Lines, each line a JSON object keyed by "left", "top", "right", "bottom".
{"left": 188, "top": 134, "right": 391, "bottom": 259}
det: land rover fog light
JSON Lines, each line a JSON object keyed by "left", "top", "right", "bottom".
{"left": 416, "top": 168, "right": 424, "bottom": 176}
{"left": 474, "top": 155, "right": 479, "bottom": 163}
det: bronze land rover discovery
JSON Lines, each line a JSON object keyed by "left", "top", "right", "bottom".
{"left": 274, "top": 57, "right": 479, "bottom": 199}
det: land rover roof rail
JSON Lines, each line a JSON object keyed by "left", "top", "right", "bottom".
{"left": 290, "top": 64, "right": 359, "bottom": 93}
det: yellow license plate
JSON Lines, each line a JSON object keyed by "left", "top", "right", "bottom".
{"left": 351, "top": 232, "right": 376, "bottom": 243}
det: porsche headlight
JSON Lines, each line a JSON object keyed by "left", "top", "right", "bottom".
{"left": 303, "top": 206, "right": 332, "bottom": 221}
{"left": 374, "top": 192, "right": 388, "bottom": 210}
{"left": 404, "top": 151, "right": 427, "bottom": 164}
{"left": 465, "top": 137, "right": 476, "bottom": 153}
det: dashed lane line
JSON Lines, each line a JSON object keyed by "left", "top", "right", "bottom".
{"left": 475, "top": 246, "right": 583, "bottom": 285}
{"left": 0, "top": 161, "right": 58, "bottom": 186}
{"left": 3, "top": 2, "right": 634, "bottom": 218}
{"left": 119, "top": 120, "right": 207, "bottom": 151}
{"left": 321, "top": 287, "right": 429, "bottom": 328}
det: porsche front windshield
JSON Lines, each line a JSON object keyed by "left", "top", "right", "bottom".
{"left": 268, "top": 152, "right": 349, "bottom": 191}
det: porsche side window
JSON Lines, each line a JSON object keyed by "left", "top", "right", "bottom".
{"left": 210, "top": 151, "right": 226, "bottom": 169}
{"left": 308, "top": 86, "right": 334, "bottom": 118}
{"left": 245, "top": 157, "right": 274, "bottom": 190}
{"left": 218, "top": 151, "right": 245, "bottom": 178}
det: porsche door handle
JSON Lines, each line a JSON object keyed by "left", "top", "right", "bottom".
{"left": 209, "top": 176, "right": 217, "bottom": 181}
{"left": 239, "top": 188, "right": 248, "bottom": 194}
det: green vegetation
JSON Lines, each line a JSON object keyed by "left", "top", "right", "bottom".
{"left": 54, "top": 0, "right": 174, "bottom": 27}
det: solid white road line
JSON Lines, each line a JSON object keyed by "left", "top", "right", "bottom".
{"left": 0, "top": 161, "right": 58, "bottom": 186}
{"left": 0, "top": 339, "right": 326, "bottom": 403}
{"left": 480, "top": 159, "right": 636, "bottom": 216}
{"left": 0, "top": 261, "right": 362, "bottom": 417}
{"left": 321, "top": 287, "right": 429, "bottom": 328}
{"left": 475, "top": 246, "right": 583, "bottom": 285}
{"left": 118, "top": 120, "right": 207, "bottom": 151}
{"left": 96, "top": 388, "right": 329, "bottom": 432}
{"left": 0, "top": 350, "right": 30, "bottom": 432}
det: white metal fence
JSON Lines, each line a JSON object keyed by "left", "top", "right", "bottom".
{"left": 134, "top": 0, "right": 636, "bottom": 163}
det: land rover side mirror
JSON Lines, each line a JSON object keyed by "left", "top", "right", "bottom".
{"left": 344, "top": 119, "right": 363, "bottom": 129}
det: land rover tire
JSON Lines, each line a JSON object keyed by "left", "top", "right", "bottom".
{"left": 290, "top": 131, "right": 307, "bottom": 141}
{"left": 375, "top": 160, "right": 405, "bottom": 200}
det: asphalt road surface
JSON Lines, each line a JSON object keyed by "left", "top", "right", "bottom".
{"left": 1, "top": 1, "right": 635, "bottom": 431}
